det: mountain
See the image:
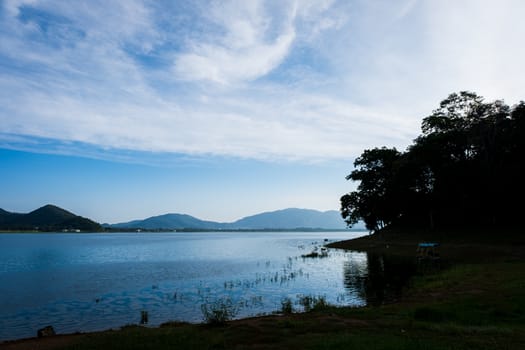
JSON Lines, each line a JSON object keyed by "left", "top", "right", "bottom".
{"left": 0, "top": 204, "right": 102, "bottom": 232}
{"left": 0, "top": 208, "right": 19, "bottom": 224}
{"left": 110, "top": 208, "right": 356, "bottom": 230}
{"left": 111, "top": 213, "right": 223, "bottom": 230}
{"left": 228, "top": 208, "right": 347, "bottom": 230}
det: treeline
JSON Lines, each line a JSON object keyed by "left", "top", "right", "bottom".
{"left": 0, "top": 221, "right": 100, "bottom": 232}
{"left": 0, "top": 204, "right": 103, "bottom": 232}
{"left": 341, "top": 92, "right": 525, "bottom": 231}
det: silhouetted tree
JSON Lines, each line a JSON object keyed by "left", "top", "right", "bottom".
{"left": 341, "top": 92, "right": 524, "bottom": 231}
{"left": 341, "top": 147, "right": 401, "bottom": 231}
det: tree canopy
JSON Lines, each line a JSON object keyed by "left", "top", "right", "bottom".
{"left": 341, "top": 92, "right": 525, "bottom": 232}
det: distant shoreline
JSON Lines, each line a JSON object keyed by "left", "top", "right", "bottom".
{"left": 1, "top": 228, "right": 364, "bottom": 234}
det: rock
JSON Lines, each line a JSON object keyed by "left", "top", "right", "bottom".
{"left": 37, "top": 325, "right": 56, "bottom": 338}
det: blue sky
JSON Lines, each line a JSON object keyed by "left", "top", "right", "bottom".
{"left": 1, "top": 0, "right": 524, "bottom": 223}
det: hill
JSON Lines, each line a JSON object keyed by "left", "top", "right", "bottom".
{"left": 0, "top": 208, "right": 20, "bottom": 224}
{"left": 110, "top": 208, "right": 355, "bottom": 231}
{"left": 228, "top": 208, "right": 348, "bottom": 230}
{"left": 0, "top": 204, "right": 102, "bottom": 232}
{"left": 111, "top": 213, "right": 223, "bottom": 230}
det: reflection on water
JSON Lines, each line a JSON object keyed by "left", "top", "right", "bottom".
{"left": 0, "top": 232, "right": 365, "bottom": 341}
{"left": 0, "top": 232, "right": 417, "bottom": 341}
{"left": 344, "top": 252, "right": 417, "bottom": 305}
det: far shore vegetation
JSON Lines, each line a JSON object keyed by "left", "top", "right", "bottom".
{"left": 0, "top": 204, "right": 102, "bottom": 232}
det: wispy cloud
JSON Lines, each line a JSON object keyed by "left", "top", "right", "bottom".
{"left": 173, "top": 1, "right": 297, "bottom": 84}
{"left": 0, "top": 0, "right": 524, "bottom": 164}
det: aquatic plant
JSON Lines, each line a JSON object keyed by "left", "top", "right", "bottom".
{"left": 281, "top": 297, "right": 293, "bottom": 314}
{"left": 297, "top": 295, "right": 329, "bottom": 312}
{"left": 301, "top": 249, "right": 328, "bottom": 259}
{"left": 201, "top": 297, "right": 238, "bottom": 325}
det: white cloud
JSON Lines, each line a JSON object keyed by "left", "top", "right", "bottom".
{"left": 394, "top": 0, "right": 418, "bottom": 21}
{"left": 173, "top": 30, "right": 296, "bottom": 84}
{"left": 422, "top": 0, "right": 525, "bottom": 103}
{"left": 295, "top": 0, "right": 346, "bottom": 40}
{"left": 173, "top": 1, "right": 298, "bottom": 84}
{"left": 1, "top": 0, "right": 524, "bottom": 165}
{"left": 4, "top": 0, "right": 38, "bottom": 16}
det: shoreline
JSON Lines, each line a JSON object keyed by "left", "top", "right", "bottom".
{"left": 0, "top": 229, "right": 360, "bottom": 234}
{"left": 327, "top": 226, "right": 525, "bottom": 263}
{"left": 2, "top": 228, "right": 524, "bottom": 349}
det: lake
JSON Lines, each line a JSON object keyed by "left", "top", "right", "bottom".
{"left": 0, "top": 231, "right": 389, "bottom": 341}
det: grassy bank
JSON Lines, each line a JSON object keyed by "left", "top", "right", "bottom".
{"left": 327, "top": 227, "right": 525, "bottom": 263}
{"left": 2, "top": 229, "right": 524, "bottom": 349}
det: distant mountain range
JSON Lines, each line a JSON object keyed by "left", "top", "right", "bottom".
{"left": 109, "top": 208, "right": 361, "bottom": 231}
{"left": 0, "top": 204, "right": 102, "bottom": 232}
{"left": 0, "top": 205, "right": 362, "bottom": 232}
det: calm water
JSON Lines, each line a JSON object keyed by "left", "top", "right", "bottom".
{"left": 0, "top": 231, "right": 386, "bottom": 341}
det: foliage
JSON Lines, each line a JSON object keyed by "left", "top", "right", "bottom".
{"left": 201, "top": 297, "right": 238, "bottom": 325}
{"left": 0, "top": 204, "right": 103, "bottom": 232}
{"left": 281, "top": 297, "right": 293, "bottom": 314}
{"left": 341, "top": 147, "right": 402, "bottom": 231}
{"left": 298, "top": 295, "right": 330, "bottom": 312}
{"left": 341, "top": 91, "right": 525, "bottom": 231}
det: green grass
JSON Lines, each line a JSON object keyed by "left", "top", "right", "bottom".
{"left": 407, "top": 263, "right": 525, "bottom": 327}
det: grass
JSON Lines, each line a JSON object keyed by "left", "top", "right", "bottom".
{"left": 200, "top": 297, "right": 238, "bottom": 325}
{"left": 4, "top": 228, "right": 525, "bottom": 349}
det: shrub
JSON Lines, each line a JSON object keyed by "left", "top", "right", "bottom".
{"left": 298, "top": 295, "right": 329, "bottom": 312}
{"left": 311, "top": 296, "right": 330, "bottom": 311}
{"left": 281, "top": 297, "right": 293, "bottom": 314}
{"left": 201, "top": 297, "right": 238, "bottom": 325}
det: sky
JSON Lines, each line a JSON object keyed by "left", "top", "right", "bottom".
{"left": 1, "top": 0, "right": 524, "bottom": 224}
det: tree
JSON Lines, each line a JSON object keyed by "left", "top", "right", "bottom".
{"left": 421, "top": 91, "right": 484, "bottom": 135}
{"left": 341, "top": 147, "right": 401, "bottom": 231}
{"left": 341, "top": 92, "right": 523, "bottom": 232}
